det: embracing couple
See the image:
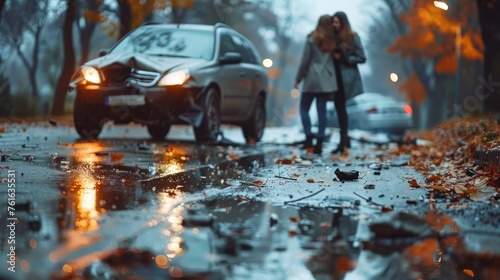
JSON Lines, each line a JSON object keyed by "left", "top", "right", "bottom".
{"left": 294, "top": 12, "right": 366, "bottom": 155}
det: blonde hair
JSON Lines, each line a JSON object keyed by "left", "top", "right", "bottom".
{"left": 312, "top": 15, "right": 335, "bottom": 53}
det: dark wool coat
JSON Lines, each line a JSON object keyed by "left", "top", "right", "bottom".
{"left": 337, "top": 33, "right": 366, "bottom": 100}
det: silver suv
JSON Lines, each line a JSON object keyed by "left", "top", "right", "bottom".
{"left": 69, "top": 23, "right": 268, "bottom": 143}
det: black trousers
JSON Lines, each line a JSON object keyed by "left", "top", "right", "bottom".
{"left": 333, "top": 60, "right": 348, "bottom": 136}
{"left": 333, "top": 90, "right": 348, "bottom": 136}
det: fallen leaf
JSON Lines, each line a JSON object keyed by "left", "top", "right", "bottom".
{"left": 463, "top": 269, "right": 474, "bottom": 277}
{"left": 431, "top": 185, "right": 447, "bottom": 192}
{"left": 288, "top": 230, "right": 297, "bottom": 237}
{"left": 227, "top": 154, "right": 240, "bottom": 160}
{"left": 110, "top": 153, "right": 125, "bottom": 161}
{"left": 408, "top": 178, "right": 419, "bottom": 188}
{"left": 307, "top": 178, "right": 315, "bottom": 183}
{"left": 289, "top": 216, "right": 299, "bottom": 223}
{"left": 276, "top": 158, "right": 294, "bottom": 165}
{"left": 252, "top": 180, "right": 264, "bottom": 185}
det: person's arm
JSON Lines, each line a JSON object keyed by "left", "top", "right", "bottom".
{"left": 343, "top": 33, "right": 366, "bottom": 65}
{"left": 295, "top": 38, "right": 312, "bottom": 87}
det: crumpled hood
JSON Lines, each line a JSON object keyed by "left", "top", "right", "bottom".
{"left": 84, "top": 53, "right": 206, "bottom": 74}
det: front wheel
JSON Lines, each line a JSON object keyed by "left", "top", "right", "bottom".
{"left": 242, "top": 95, "right": 266, "bottom": 143}
{"left": 73, "top": 95, "right": 105, "bottom": 140}
{"left": 194, "top": 88, "right": 221, "bottom": 142}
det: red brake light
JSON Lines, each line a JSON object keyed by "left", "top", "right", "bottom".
{"left": 367, "top": 108, "right": 377, "bottom": 114}
{"left": 404, "top": 104, "right": 413, "bottom": 115}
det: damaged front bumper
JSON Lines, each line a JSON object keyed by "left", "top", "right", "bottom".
{"left": 73, "top": 84, "right": 205, "bottom": 126}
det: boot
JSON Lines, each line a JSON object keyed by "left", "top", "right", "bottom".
{"left": 331, "top": 133, "right": 350, "bottom": 154}
{"left": 313, "top": 137, "right": 323, "bottom": 155}
{"left": 301, "top": 135, "right": 314, "bottom": 150}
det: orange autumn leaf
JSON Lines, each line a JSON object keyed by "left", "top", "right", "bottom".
{"left": 431, "top": 185, "right": 448, "bottom": 192}
{"left": 463, "top": 269, "right": 474, "bottom": 277}
{"left": 289, "top": 216, "right": 299, "bottom": 223}
{"left": 288, "top": 230, "right": 297, "bottom": 237}
{"left": 307, "top": 178, "right": 315, "bottom": 183}
{"left": 426, "top": 174, "right": 442, "bottom": 183}
{"left": 398, "top": 72, "right": 427, "bottom": 104}
{"left": 408, "top": 178, "right": 419, "bottom": 187}
{"left": 110, "top": 153, "right": 125, "bottom": 162}
{"left": 435, "top": 53, "right": 457, "bottom": 73}
{"left": 276, "top": 158, "right": 294, "bottom": 165}
{"left": 335, "top": 255, "right": 355, "bottom": 273}
{"left": 252, "top": 180, "right": 264, "bottom": 185}
{"left": 227, "top": 154, "right": 240, "bottom": 160}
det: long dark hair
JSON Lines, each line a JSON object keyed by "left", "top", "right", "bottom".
{"left": 332, "top": 11, "right": 355, "bottom": 47}
{"left": 312, "top": 15, "right": 335, "bottom": 53}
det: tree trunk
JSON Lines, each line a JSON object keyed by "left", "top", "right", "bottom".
{"left": 476, "top": 0, "right": 500, "bottom": 113}
{"left": 78, "top": 0, "right": 98, "bottom": 66}
{"left": 0, "top": 0, "right": 5, "bottom": 17}
{"left": 118, "top": 0, "right": 131, "bottom": 39}
{"left": 51, "top": 0, "right": 76, "bottom": 116}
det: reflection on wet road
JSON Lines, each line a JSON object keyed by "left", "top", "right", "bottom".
{"left": 1, "top": 132, "right": 500, "bottom": 280}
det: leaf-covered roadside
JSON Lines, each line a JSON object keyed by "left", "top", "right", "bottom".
{"left": 389, "top": 116, "right": 500, "bottom": 201}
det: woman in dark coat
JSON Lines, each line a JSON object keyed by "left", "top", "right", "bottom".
{"left": 330, "top": 11, "right": 366, "bottom": 154}
{"left": 295, "top": 15, "right": 338, "bottom": 155}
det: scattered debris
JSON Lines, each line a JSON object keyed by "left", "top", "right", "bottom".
{"left": 334, "top": 168, "right": 359, "bottom": 181}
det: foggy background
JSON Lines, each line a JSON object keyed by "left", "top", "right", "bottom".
{"left": 0, "top": 0, "right": 486, "bottom": 130}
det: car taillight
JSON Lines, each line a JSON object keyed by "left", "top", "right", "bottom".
{"left": 404, "top": 104, "right": 413, "bottom": 115}
{"left": 367, "top": 108, "right": 377, "bottom": 114}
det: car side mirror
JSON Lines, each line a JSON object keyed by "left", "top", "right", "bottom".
{"left": 99, "top": 49, "right": 110, "bottom": 57}
{"left": 219, "top": 52, "right": 242, "bottom": 64}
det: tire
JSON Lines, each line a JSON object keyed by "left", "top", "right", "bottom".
{"left": 73, "top": 95, "right": 105, "bottom": 140}
{"left": 194, "top": 88, "right": 221, "bottom": 142}
{"left": 147, "top": 121, "right": 171, "bottom": 140}
{"left": 242, "top": 95, "right": 266, "bottom": 143}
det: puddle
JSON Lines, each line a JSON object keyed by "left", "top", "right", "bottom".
{"left": 3, "top": 140, "right": 500, "bottom": 279}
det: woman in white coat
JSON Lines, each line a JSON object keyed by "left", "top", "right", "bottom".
{"left": 294, "top": 15, "right": 338, "bottom": 155}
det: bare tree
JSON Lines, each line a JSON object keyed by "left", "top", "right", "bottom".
{"left": 52, "top": 0, "right": 76, "bottom": 116}
{"left": 77, "top": 0, "right": 100, "bottom": 65}
{"left": 0, "top": 0, "right": 50, "bottom": 98}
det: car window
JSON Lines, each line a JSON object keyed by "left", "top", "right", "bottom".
{"left": 229, "top": 33, "right": 258, "bottom": 64}
{"left": 219, "top": 32, "right": 237, "bottom": 57}
{"left": 111, "top": 27, "right": 214, "bottom": 60}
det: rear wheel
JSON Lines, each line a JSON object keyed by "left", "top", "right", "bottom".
{"left": 73, "top": 95, "right": 105, "bottom": 140}
{"left": 242, "top": 95, "right": 266, "bottom": 143}
{"left": 147, "top": 121, "right": 171, "bottom": 140}
{"left": 194, "top": 88, "right": 221, "bottom": 142}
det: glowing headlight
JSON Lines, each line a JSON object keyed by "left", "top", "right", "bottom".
{"left": 158, "top": 70, "right": 190, "bottom": 86}
{"left": 81, "top": 66, "right": 101, "bottom": 84}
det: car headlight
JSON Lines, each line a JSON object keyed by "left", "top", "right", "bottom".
{"left": 81, "top": 66, "right": 101, "bottom": 84}
{"left": 158, "top": 70, "right": 190, "bottom": 86}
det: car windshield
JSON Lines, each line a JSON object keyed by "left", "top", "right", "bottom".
{"left": 110, "top": 27, "right": 214, "bottom": 60}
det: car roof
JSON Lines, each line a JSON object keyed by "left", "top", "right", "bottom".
{"left": 139, "top": 22, "right": 231, "bottom": 32}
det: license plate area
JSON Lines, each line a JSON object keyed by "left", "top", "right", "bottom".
{"left": 106, "top": 95, "right": 145, "bottom": 106}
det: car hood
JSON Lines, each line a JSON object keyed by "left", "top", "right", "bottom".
{"left": 84, "top": 53, "right": 208, "bottom": 74}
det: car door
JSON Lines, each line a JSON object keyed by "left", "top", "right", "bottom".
{"left": 215, "top": 31, "right": 249, "bottom": 118}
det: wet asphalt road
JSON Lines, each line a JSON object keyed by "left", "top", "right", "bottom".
{"left": 1, "top": 122, "right": 500, "bottom": 279}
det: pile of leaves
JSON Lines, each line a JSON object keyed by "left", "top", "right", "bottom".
{"left": 389, "top": 116, "right": 500, "bottom": 201}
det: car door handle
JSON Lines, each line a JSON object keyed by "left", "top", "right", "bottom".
{"left": 239, "top": 71, "right": 246, "bottom": 77}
